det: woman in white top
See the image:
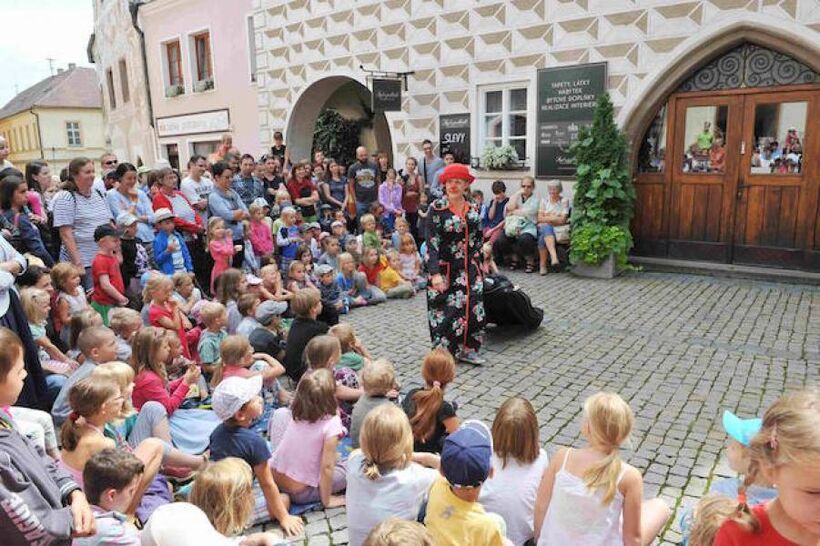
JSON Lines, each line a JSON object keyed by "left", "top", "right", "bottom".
{"left": 492, "top": 176, "right": 540, "bottom": 272}
{"left": 536, "top": 180, "right": 570, "bottom": 275}
{"left": 534, "top": 392, "right": 670, "bottom": 546}
{"left": 479, "top": 398, "right": 549, "bottom": 546}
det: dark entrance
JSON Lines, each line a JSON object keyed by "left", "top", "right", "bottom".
{"left": 632, "top": 43, "right": 820, "bottom": 271}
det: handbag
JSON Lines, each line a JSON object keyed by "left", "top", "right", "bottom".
{"left": 504, "top": 215, "right": 525, "bottom": 237}
{"left": 553, "top": 224, "right": 571, "bottom": 244}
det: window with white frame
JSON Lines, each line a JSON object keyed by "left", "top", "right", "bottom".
{"left": 66, "top": 121, "right": 81, "bottom": 146}
{"left": 480, "top": 85, "right": 528, "bottom": 163}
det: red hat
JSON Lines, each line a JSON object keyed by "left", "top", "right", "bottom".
{"left": 438, "top": 163, "right": 475, "bottom": 185}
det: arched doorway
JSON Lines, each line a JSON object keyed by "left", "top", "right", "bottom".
{"left": 285, "top": 76, "right": 393, "bottom": 166}
{"left": 630, "top": 41, "right": 820, "bottom": 271}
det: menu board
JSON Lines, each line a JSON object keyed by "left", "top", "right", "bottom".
{"left": 439, "top": 113, "right": 471, "bottom": 165}
{"left": 536, "top": 62, "right": 607, "bottom": 178}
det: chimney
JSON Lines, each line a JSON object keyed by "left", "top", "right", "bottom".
{"left": 68, "top": 63, "right": 76, "bottom": 70}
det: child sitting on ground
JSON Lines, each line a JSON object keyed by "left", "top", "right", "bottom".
{"left": 52, "top": 262, "right": 90, "bottom": 344}
{"left": 271, "top": 368, "right": 347, "bottom": 509}
{"left": 329, "top": 322, "right": 372, "bottom": 371}
{"left": 359, "top": 213, "right": 381, "bottom": 251}
{"left": 390, "top": 216, "right": 412, "bottom": 250}
{"left": 197, "top": 301, "right": 228, "bottom": 378}
{"left": 349, "top": 359, "right": 397, "bottom": 449}
{"left": 479, "top": 397, "right": 550, "bottom": 546}
{"left": 305, "top": 334, "right": 361, "bottom": 430}
{"left": 164, "top": 331, "right": 208, "bottom": 403}
{"left": 344, "top": 238, "right": 362, "bottom": 265}
{"left": 248, "top": 300, "right": 287, "bottom": 363}
{"left": 172, "top": 272, "right": 202, "bottom": 316}
{"left": 337, "top": 252, "right": 383, "bottom": 308}
{"left": 481, "top": 242, "right": 499, "bottom": 276}
{"left": 52, "top": 326, "right": 118, "bottom": 427}
{"left": 283, "top": 287, "right": 328, "bottom": 382}
{"left": 0, "top": 327, "right": 96, "bottom": 545}
{"left": 190, "top": 457, "right": 291, "bottom": 543}
{"left": 533, "top": 392, "right": 670, "bottom": 546}
{"left": 209, "top": 376, "right": 304, "bottom": 536}
{"left": 76, "top": 448, "right": 144, "bottom": 546}
{"left": 380, "top": 249, "right": 414, "bottom": 298}
{"left": 212, "top": 336, "right": 286, "bottom": 398}
{"left": 286, "top": 259, "right": 315, "bottom": 293}
{"left": 347, "top": 404, "right": 440, "bottom": 546}
{"left": 91, "top": 225, "right": 129, "bottom": 324}
{"left": 425, "top": 421, "right": 512, "bottom": 546}
{"left": 235, "top": 293, "right": 262, "bottom": 338}
{"left": 317, "top": 235, "right": 342, "bottom": 272}
{"left": 687, "top": 389, "right": 819, "bottom": 546}
{"left": 398, "top": 233, "right": 425, "bottom": 289}
{"left": 146, "top": 274, "right": 192, "bottom": 360}
{"left": 21, "top": 287, "right": 78, "bottom": 378}
{"left": 363, "top": 518, "right": 435, "bottom": 546}
{"left": 331, "top": 219, "right": 351, "bottom": 249}
{"left": 259, "top": 262, "right": 291, "bottom": 303}
{"left": 64, "top": 309, "right": 104, "bottom": 365}
{"left": 402, "top": 348, "right": 460, "bottom": 453}
{"left": 108, "top": 307, "right": 142, "bottom": 363}
{"left": 315, "top": 264, "right": 344, "bottom": 326}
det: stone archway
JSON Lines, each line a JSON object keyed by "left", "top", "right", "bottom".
{"left": 284, "top": 76, "right": 393, "bottom": 165}
{"left": 620, "top": 17, "right": 820, "bottom": 165}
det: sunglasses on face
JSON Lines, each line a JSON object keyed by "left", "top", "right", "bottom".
{"left": 104, "top": 160, "right": 118, "bottom": 166}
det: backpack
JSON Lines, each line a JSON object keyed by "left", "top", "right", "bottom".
{"left": 483, "top": 274, "right": 543, "bottom": 331}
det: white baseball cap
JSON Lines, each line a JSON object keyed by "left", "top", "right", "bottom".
{"left": 140, "top": 503, "right": 236, "bottom": 546}
{"left": 211, "top": 375, "right": 263, "bottom": 421}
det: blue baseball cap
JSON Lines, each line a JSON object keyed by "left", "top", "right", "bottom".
{"left": 441, "top": 420, "right": 492, "bottom": 488}
{"left": 722, "top": 410, "right": 762, "bottom": 447}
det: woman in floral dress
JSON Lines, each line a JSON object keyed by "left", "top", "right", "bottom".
{"left": 424, "top": 164, "right": 486, "bottom": 365}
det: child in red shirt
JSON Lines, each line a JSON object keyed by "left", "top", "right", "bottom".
{"left": 146, "top": 274, "right": 192, "bottom": 359}
{"left": 90, "top": 225, "right": 128, "bottom": 326}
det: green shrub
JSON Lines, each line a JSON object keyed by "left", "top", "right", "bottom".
{"left": 569, "top": 223, "right": 633, "bottom": 268}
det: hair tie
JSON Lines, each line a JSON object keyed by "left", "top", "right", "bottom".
{"left": 769, "top": 424, "right": 778, "bottom": 450}
{"left": 432, "top": 381, "right": 441, "bottom": 388}
{"left": 737, "top": 490, "right": 747, "bottom": 507}
{"left": 69, "top": 411, "right": 79, "bottom": 422}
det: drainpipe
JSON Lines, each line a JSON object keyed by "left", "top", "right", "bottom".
{"left": 30, "top": 108, "right": 44, "bottom": 159}
{"left": 130, "top": 1, "right": 154, "bottom": 129}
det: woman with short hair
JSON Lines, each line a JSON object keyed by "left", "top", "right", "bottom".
{"left": 536, "top": 180, "right": 570, "bottom": 275}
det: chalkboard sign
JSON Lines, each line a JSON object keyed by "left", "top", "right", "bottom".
{"left": 371, "top": 79, "right": 402, "bottom": 112}
{"left": 536, "top": 62, "right": 607, "bottom": 178}
{"left": 439, "top": 113, "right": 471, "bottom": 165}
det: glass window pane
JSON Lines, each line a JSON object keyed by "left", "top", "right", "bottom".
{"left": 638, "top": 104, "right": 667, "bottom": 173}
{"left": 750, "top": 101, "right": 806, "bottom": 175}
{"left": 510, "top": 114, "right": 527, "bottom": 137}
{"left": 485, "top": 91, "right": 502, "bottom": 113}
{"left": 484, "top": 114, "right": 502, "bottom": 139}
{"left": 510, "top": 88, "right": 527, "bottom": 111}
{"left": 509, "top": 138, "right": 526, "bottom": 161}
{"left": 682, "top": 105, "right": 728, "bottom": 173}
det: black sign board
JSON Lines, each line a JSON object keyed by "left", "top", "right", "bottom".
{"left": 439, "top": 113, "right": 471, "bottom": 165}
{"left": 536, "top": 62, "right": 607, "bottom": 178}
{"left": 371, "top": 79, "right": 402, "bottom": 112}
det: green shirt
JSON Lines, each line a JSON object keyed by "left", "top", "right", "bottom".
{"left": 362, "top": 231, "right": 380, "bottom": 250}
{"left": 198, "top": 329, "right": 227, "bottom": 365}
{"left": 338, "top": 351, "right": 365, "bottom": 371}
{"left": 696, "top": 130, "right": 713, "bottom": 150}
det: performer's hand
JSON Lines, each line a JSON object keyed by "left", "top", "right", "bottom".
{"left": 431, "top": 274, "right": 446, "bottom": 292}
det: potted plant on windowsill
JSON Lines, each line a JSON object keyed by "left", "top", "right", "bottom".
{"left": 194, "top": 78, "right": 214, "bottom": 93}
{"left": 480, "top": 144, "right": 520, "bottom": 170}
{"left": 165, "top": 84, "right": 185, "bottom": 98}
{"left": 569, "top": 93, "right": 636, "bottom": 279}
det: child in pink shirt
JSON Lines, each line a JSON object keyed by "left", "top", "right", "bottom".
{"left": 208, "top": 217, "right": 239, "bottom": 293}
{"left": 248, "top": 199, "right": 274, "bottom": 262}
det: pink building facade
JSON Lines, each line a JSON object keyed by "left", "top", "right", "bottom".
{"left": 139, "top": 0, "right": 260, "bottom": 169}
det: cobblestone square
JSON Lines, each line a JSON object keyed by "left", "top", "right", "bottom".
{"left": 256, "top": 271, "right": 819, "bottom": 545}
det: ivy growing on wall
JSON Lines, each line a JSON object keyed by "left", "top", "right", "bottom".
{"left": 311, "top": 100, "right": 373, "bottom": 166}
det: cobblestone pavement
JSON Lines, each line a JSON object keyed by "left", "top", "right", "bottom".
{"left": 254, "top": 270, "right": 820, "bottom": 545}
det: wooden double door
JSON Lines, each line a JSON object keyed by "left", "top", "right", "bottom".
{"left": 633, "top": 86, "right": 820, "bottom": 270}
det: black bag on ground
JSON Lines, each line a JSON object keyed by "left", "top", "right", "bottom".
{"left": 483, "top": 274, "right": 543, "bottom": 331}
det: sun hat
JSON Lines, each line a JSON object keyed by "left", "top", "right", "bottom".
{"left": 212, "top": 375, "right": 263, "bottom": 421}
{"left": 722, "top": 410, "right": 762, "bottom": 447}
{"left": 245, "top": 274, "right": 262, "bottom": 286}
{"left": 154, "top": 208, "right": 175, "bottom": 223}
{"left": 331, "top": 220, "right": 344, "bottom": 229}
{"left": 94, "top": 224, "right": 123, "bottom": 241}
{"left": 314, "top": 264, "right": 334, "bottom": 277}
{"left": 440, "top": 420, "right": 492, "bottom": 488}
{"left": 438, "top": 163, "right": 475, "bottom": 185}
{"left": 116, "top": 212, "right": 138, "bottom": 227}
{"left": 140, "top": 502, "right": 237, "bottom": 546}
{"left": 255, "top": 300, "right": 288, "bottom": 325}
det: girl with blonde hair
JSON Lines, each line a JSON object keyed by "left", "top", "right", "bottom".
{"left": 346, "top": 404, "right": 439, "bottom": 546}
{"left": 533, "top": 392, "right": 670, "bottom": 546}
{"left": 689, "top": 388, "right": 820, "bottom": 546}
{"left": 328, "top": 322, "right": 372, "bottom": 371}
{"left": 21, "top": 287, "right": 78, "bottom": 377}
{"left": 191, "top": 457, "right": 255, "bottom": 535}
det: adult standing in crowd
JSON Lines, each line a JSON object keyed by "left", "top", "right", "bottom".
{"left": 493, "top": 176, "right": 539, "bottom": 273}
{"left": 94, "top": 152, "right": 118, "bottom": 193}
{"left": 23, "top": 160, "right": 51, "bottom": 221}
{"left": 52, "top": 157, "right": 113, "bottom": 289}
{"left": 0, "top": 174, "right": 54, "bottom": 267}
{"left": 375, "top": 152, "right": 391, "bottom": 184}
{"left": 419, "top": 139, "right": 443, "bottom": 192}
{"left": 400, "top": 157, "right": 422, "bottom": 241}
{"left": 269, "top": 130, "right": 289, "bottom": 170}
{"left": 180, "top": 155, "right": 213, "bottom": 223}
{"left": 321, "top": 159, "right": 347, "bottom": 211}
{"left": 209, "top": 160, "right": 248, "bottom": 269}
{"left": 232, "top": 154, "right": 264, "bottom": 207}
{"left": 107, "top": 162, "right": 155, "bottom": 264}
{"left": 430, "top": 151, "right": 455, "bottom": 198}
{"left": 287, "top": 161, "right": 320, "bottom": 223}
{"left": 0, "top": 135, "right": 13, "bottom": 169}
{"left": 208, "top": 132, "right": 233, "bottom": 164}
{"left": 425, "top": 163, "right": 486, "bottom": 365}
{"left": 347, "top": 146, "right": 378, "bottom": 226}
{"left": 260, "top": 155, "right": 285, "bottom": 207}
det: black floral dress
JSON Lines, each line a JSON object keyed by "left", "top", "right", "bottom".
{"left": 424, "top": 197, "right": 485, "bottom": 356}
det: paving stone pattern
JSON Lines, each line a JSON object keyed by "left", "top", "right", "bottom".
{"left": 253, "top": 271, "right": 820, "bottom": 545}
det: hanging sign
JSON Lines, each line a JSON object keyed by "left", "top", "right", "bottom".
{"left": 371, "top": 79, "right": 402, "bottom": 112}
{"left": 439, "top": 113, "right": 471, "bottom": 165}
{"left": 536, "top": 62, "right": 607, "bottom": 178}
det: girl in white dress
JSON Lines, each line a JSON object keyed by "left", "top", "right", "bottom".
{"left": 533, "top": 392, "right": 670, "bottom": 546}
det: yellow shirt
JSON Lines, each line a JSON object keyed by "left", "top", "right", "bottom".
{"left": 425, "top": 478, "right": 505, "bottom": 546}
{"left": 378, "top": 264, "right": 403, "bottom": 290}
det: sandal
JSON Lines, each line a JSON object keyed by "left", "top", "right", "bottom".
{"left": 525, "top": 263, "right": 535, "bottom": 273}
{"left": 539, "top": 264, "right": 548, "bottom": 276}
{"left": 508, "top": 261, "right": 519, "bottom": 271}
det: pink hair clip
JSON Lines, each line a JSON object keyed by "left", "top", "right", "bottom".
{"left": 432, "top": 380, "right": 441, "bottom": 388}
{"left": 769, "top": 424, "right": 778, "bottom": 450}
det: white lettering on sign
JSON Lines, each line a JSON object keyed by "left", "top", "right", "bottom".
{"left": 443, "top": 133, "right": 466, "bottom": 143}
{"left": 156, "top": 109, "right": 230, "bottom": 137}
